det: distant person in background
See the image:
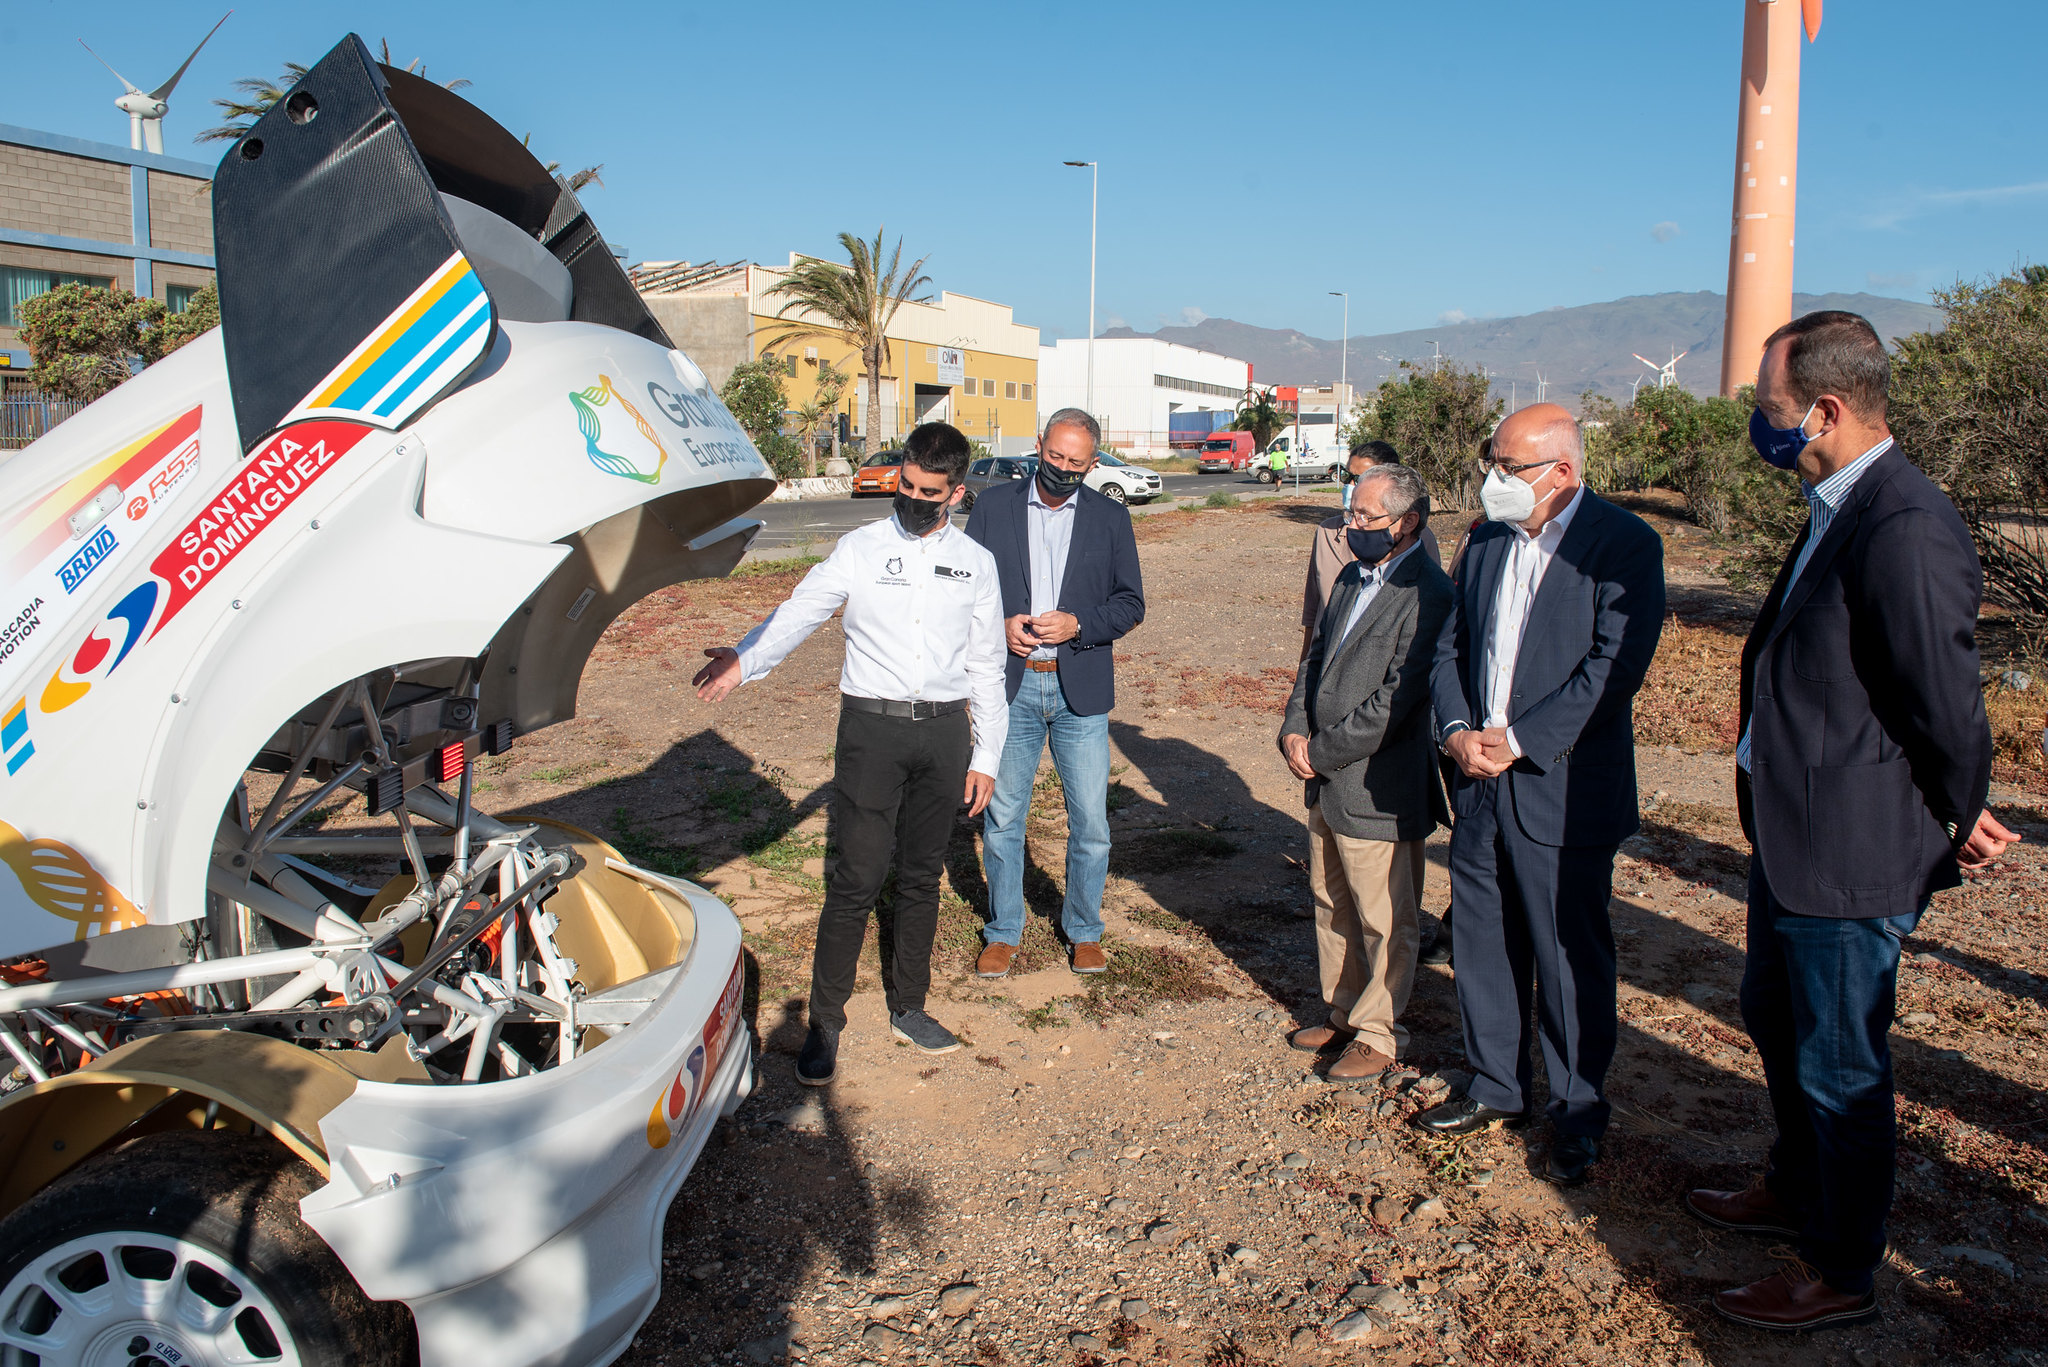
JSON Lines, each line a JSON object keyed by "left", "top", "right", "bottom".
{"left": 1300, "top": 441, "right": 1440, "bottom": 660}
{"left": 967, "top": 409, "right": 1147, "bottom": 978}
{"left": 1690, "top": 311, "right": 2014, "bottom": 1332}
{"left": 1279, "top": 463, "right": 1452, "bottom": 1079}
{"left": 1269, "top": 445, "right": 1287, "bottom": 482}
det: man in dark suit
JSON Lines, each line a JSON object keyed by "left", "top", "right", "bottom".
{"left": 1279, "top": 463, "right": 1453, "bottom": 1079}
{"left": 965, "top": 409, "right": 1146, "bottom": 976}
{"left": 1418, "top": 403, "right": 1666, "bottom": 1187}
{"left": 1299, "top": 440, "right": 1442, "bottom": 660}
{"left": 1686, "top": 311, "right": 2016, "bottom": 1331}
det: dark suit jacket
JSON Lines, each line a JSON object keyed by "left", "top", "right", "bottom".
{"left": 1430, "top": 490, "right": 1666, "bottom": 848}
{"left": 1738, "top": 442, "right": 1991, "bottom": 918}
{"left": 964, "top": 479, "right": 1145, "bottom": 715}
{"left": 1281, "top": 548, "right": 1453, "bottom": 842}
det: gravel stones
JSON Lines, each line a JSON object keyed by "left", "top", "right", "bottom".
{"left": 1370, "top": 1194, "right": 1408, "bottom": 1226}
{"left": 1940, "top": 1245, "right": 2017, "bottom": 1278}
{"left": 1229, "top": 1245, "right": 1261, "bottom": 1263}
{"left": 1900, "top": 1011, "right": 1937, "bottom": 1027}
{"left": 1409, "top": 1197, "right": 1448, "bottom": 1226}
{"left": 1027, "top": 1156, "right": 1064, "bottom": 1173}
{"left": 860, "top": 1323, "right": 905, "bottom": 1351}
{"left": 1146, "top": 1220, "right": 1180, "bottom": 1244}
{"left": 1331, "top": 1311, "right": 1379, "bottom": 1341}
{"left": 1280, "top": 1151, "right": 1311, "bottom": 1168}
{"left": 938, "top": 1283, "right": 982, "bottom": 1317}
{"left": 1069, "top": 1331, "right": 1105, "bottom": 1351}
{"left": 865, "top": 1295, "right": 908, "bottom": 1318}
{"left": 1121, "top": 1298, "right": 1151, "bottom": 1320}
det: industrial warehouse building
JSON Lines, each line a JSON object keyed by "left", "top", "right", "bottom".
{"left": 1036, "top": 336, "right": 1251, "bottom": 460}
{"left": 633, "top": 256, "right": 1041, "bottom": 458}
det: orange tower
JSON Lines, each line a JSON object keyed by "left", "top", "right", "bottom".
{"left": 1720, "top": 0, "right": 1824, "bottom": 396}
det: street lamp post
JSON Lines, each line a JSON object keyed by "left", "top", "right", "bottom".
{"left": 1063, "top": 160, "right": 1098, "bottom": 423}
{"left": 1328, "top": 290, "right": 1348, "bottom": 455}
{"left": 1424, "top": 338, "right": 1442, "bottom": 370}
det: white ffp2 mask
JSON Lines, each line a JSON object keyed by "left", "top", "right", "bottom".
{"left": 1481, "top": 464, "right": 1551, "bottom": 523}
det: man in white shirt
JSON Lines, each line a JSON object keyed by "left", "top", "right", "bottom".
{"left": 1421, "top": 405, "right": 1666, "bottom": 1188}
{"left": 694, "top": 423, "right": 1007, "bottom": 1085}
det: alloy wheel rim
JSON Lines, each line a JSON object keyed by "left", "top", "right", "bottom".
{"left": 0, "top": 1231, "right": 303, "bottom": 1367}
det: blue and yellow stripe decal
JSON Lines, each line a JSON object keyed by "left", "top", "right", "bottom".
{"left": 286, "top": 253, "right": 494, "bottom": 430}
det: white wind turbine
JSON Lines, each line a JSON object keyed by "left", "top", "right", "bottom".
{"left": 1632, "top": 348, "right": 1689, "bottom": 391}
{"left": 80, "top": 12, "right": 232, "bottom": 155}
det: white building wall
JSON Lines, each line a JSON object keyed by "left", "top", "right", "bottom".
{"left": 1038, "top": 338, "right": 1250, "bottom": 459}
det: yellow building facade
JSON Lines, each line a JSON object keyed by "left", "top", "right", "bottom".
{"left": 634, "top": 255, "right": 1040, "bottom": 456}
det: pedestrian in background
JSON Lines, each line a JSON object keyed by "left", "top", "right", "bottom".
{"left": 1301, "top": 440, "right": 1441, "bottom": 660}
{"left": 1279, "top": 463, "right": 1452, "bottom": 1079}
{"left": 693, "top": 422, "right": 1006, "bottom": 1085}
{"left": 1688, "top": 311, "right": 2015, "bottom": 1331}
{"left": 1420, "top": 404, "right": 1666, "bottom": 1188}
{"left": 967, "top": 409, "right": 1146, "bottom": 978}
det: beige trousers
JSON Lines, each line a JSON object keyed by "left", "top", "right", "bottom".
{"left": 1307, "top": 804, "right": 1424, "bottom": 1057}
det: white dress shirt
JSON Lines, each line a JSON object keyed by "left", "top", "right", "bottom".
{"left": 1026, "top": 479, "right": 1078, "bottom": 660}
{"left": 1734, "top": 436, "right": 1894, "bottom": 772}
{"left": 1336, "top": 541, "right": 1420, "bottom": 643}
{"left": 1483, "top": 484, "right": 1587, "bottom": 759}
{"left": 734, "top": 514, "right": 1010, "bottom": 774}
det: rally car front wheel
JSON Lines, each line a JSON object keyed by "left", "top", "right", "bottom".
{"left": 0, "top": 1131, "right": 412, "bottom": 1367}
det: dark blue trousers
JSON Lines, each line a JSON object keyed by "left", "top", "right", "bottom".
{"left": 1448, "top": 778, "right": 1619, "bottom": 1137}
{"left": 1742, "top": 862, "right": 1918, "bottom": 1293}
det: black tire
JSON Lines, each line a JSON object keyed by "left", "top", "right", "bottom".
{"left": 1101, "top": 483, "right": 1127, "bottom": 504}
{"left": 0, "top": 1129, "right": 414, "bottom": 1366}
{"left": 961, "top": 489, "right": 976, "bottom": 511}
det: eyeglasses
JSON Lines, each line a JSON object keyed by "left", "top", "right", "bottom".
{"left": 1479, "top": 454, "right": 1559, "bottom": 477}
{"left": 1347, "top": 508, "right": 1401, "bottom": 529}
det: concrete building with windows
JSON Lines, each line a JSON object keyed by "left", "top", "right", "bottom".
{"left": 1273, "top": 381, "right": 1359, "bottom": 462}
{"left": 1036, "top": 336, "right": 1251, "bottom": 459}
{"left": 631, "top": 255, "right": 1040, "bottom": 457}
{"left": 1, "top": 125, "right": 218, "bottom": 380}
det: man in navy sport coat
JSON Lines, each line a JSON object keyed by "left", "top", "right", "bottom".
{"left": 1420, "top": 403, "right": 1666, "bottom": 1190}
{"left": 964, "top": 409, "right": 1145, "bottom": 977}
{"left": 1686, "top": 310, "right": 2016, "bottom": 1333}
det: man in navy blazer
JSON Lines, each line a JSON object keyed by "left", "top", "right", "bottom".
{"left": 1419, "top": 403, "right": 1666, "bottom": 1188}
{"left": 1686, "top": 312, "right": 2016, "bottom": 1332}
{"left": 964, "top": 409, "right": 1145, "bottom": 976}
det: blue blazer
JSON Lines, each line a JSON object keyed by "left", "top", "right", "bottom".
{"left": 1429, "top": 491, "right": 1666, "bottom": 848}
{"left": 964, "top": 479, "right": 1146, "bottom": 715}
{"left": 1738, "top": 443, "right": 1990, "bottom": 918}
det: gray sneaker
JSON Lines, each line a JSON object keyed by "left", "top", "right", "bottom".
{"left": 889, "top": 1008, "right": 961, "bottom": 1055}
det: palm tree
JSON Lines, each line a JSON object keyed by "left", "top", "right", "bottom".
{"left": 197, "top": 42, "right": 467, "bottom": 143}
{"left": 789, "top": 361, "right": 851, "bottom": 478}
{"left": 1233, "top": 386, "right": 1292, "bottom": 453}
{"left": 758, "top": 229, "right": 932, "bottom": 456}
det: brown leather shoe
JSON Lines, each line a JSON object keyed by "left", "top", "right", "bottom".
{"left": 1326, "top": 1040, "right": 1395, "bottom": 1080}
{"left": 1070, "top": 942, "right": 1108, "bottom": 974}
{"left": 1712, "top": 1251, "right": 1878, "bottom": 1331}
{"left": 1686, "top": 1176, "right": 1800, "bottom": 1238}
{"left": 976, "top": 942, "right": 1017, "bottom": 979}
{"left": 1288, "top": 1024, "right": 1353, "bottom": 1053}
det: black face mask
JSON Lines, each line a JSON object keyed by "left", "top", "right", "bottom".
{"left": 1347, "top": 526, "right": 1397, "bottom": 565}
{"left": 1035, "top": 459, "right": 1087, "bottom": 500}
{"left": 894, "top": 490, "right": 950, "bottom": 536}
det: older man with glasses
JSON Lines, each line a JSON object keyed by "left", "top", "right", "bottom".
{"left": 1300, "top": 441, "right": 1441, "bottom": 661}
{"left": 1419, "top": 405, "right": 1666, "bottom": 1188}
{"left": 1280, "top": 463, "right": 1453, "bottom": 1079}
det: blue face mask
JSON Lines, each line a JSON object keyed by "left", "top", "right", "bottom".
{"left": 1749, "top": 401, "right": 1818, "bottom": 471}
{"left": 1347, "top": 526, "right": 1397, "bottom": 565}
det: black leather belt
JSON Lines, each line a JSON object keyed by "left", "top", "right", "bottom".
{"left": 841, "top": 694, "right": 968, "bottom": 720}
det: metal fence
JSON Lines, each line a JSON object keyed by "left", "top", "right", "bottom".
{"left": 1, "top": 393, "right": 85, "bottom": 450}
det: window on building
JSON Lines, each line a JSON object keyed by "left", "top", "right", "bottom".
{"left": 1005, "top": 381, "right": 1018, "bottom": 399}
{"left": 2, "top": 266, "right": 116, "bottom": 327}
{"left": 963, "top": 377, "right": 977, "bottom": 395}
{"left": 1020, "top": 383, "right": 1033, "bottom": 401}
{"left": 1153, "top": 373, "right": 1243, "bottom": 399}
{"left": 166, "top": 284, "right": 202, "bottom": 314}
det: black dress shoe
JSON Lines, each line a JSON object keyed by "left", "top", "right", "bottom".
{"left": 1417, "top": 936, "right": 1453, "bottom": 967}
{"left": 1545, "top": 1134, "right": 1601, "bottom": 1186}
{"left": 1410, "top": 1095, "right": 1530, "bottom": 1135}
{"left": 796, "top": 1024, "right": 840, "bottom": 1086}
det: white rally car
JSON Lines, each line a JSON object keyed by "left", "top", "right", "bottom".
{"left": 0, "top": 37, "right": 768, "bottom": 1367}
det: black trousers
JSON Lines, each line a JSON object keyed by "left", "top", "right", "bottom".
{"left": 1448, "top": 777, "right": 1619, "bottom": 1136}
{"left": 808, "top": 703, "right": 971, "bottom": 1032}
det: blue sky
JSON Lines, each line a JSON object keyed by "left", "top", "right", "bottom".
{"left": 6, "top": 1, "right": 2042, "bottom": 341}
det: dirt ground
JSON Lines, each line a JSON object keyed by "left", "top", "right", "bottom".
{"left": 486, "top": 491, "right": 2048, "bottom": 1367}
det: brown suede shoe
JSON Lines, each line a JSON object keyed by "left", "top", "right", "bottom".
{"left": 1288, "top": 1024, "right": 1353, "bottom": 1053}
{"left": 1685, "top": 1176, "right": 1801, "bottom": 1238}
{"left": 1712, "top": 1250, "right": 1878, "bottom": 1331}
{"left": 976, "top": 942, "right": 1017, "bottom": 979}
{"left": 1070, "top": 942, "right": 1108, "bottom": 974}
{"left": 1326, "top": 1040, "right": 1395, "bottom": 1081}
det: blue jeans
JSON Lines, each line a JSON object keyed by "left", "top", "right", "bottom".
{"left": 981, "top": 670, "right": 1110, "bottom": 946}
{"left": 1742, "top": 862, "right": 1920, "bottom": 1294}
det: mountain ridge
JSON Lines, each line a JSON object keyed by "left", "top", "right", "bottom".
{"left": 1099, "top": 290, "right": 1945, "bottom": 402}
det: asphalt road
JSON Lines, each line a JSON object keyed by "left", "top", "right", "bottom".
{"left": 746, "top": 468, "right": 1341, "bottom": 556}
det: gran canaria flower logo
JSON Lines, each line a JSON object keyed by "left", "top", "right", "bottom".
{"left": 569, "top": 374, "right": 670, "bottom": 484}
